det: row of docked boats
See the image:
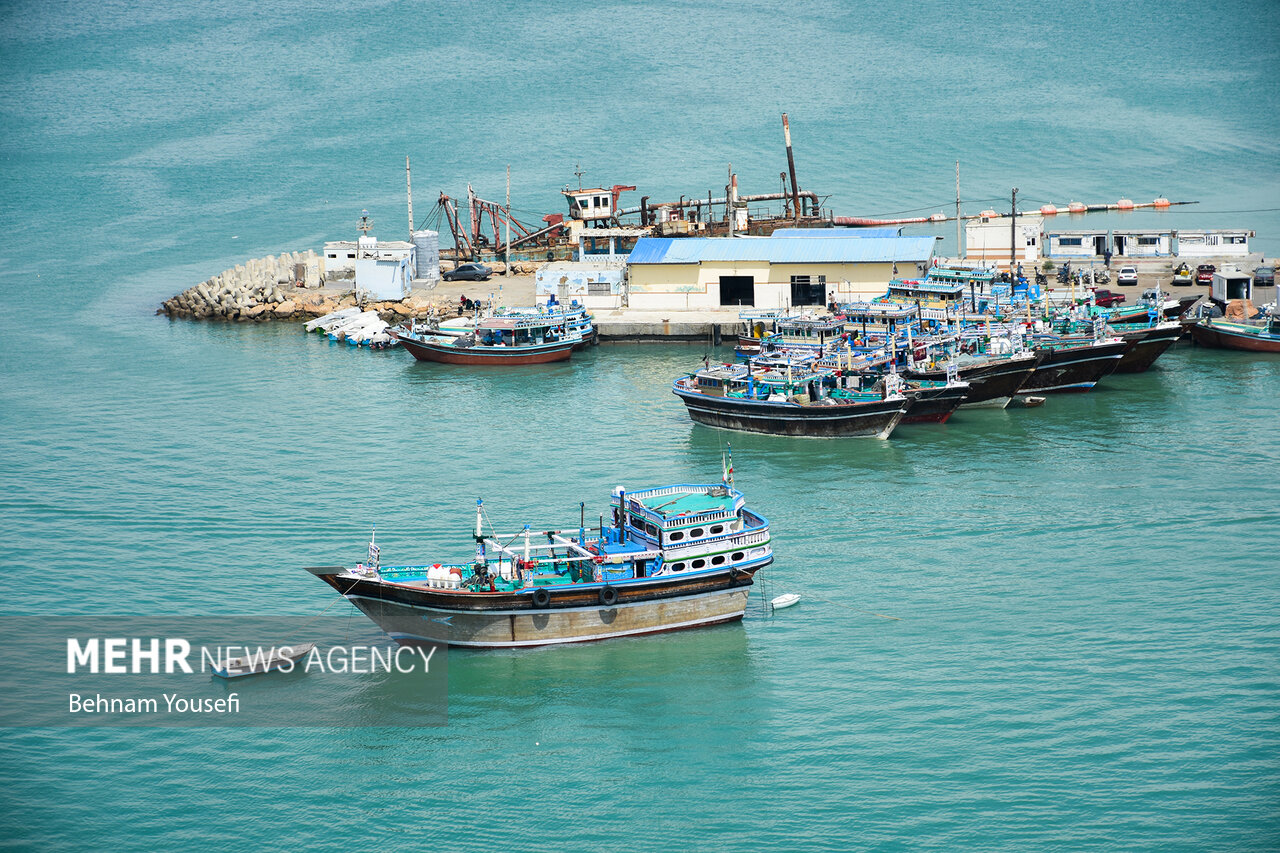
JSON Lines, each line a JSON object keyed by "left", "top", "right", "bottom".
{"left": 672, "top": 277, "right": 1193, "bottom": 438}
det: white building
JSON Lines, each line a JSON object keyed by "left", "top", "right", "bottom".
{"left": 1175, "top": 230, "right": 1252, "bottom": 258}
{"left": 353, "top": 235, "right": 415, "bottom": 301}
{"left": 1044, "top": 229, "right": 1108, "bottom": 259}
{"left": 323, "top": 241, "right": 358, "bottom": 277}
{"left": 964, "top": 215, "right": 1043, "bottom": 269}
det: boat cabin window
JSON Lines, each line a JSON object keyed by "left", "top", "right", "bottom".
{"left": 732, "top": 552, "right": 745, "bottom": 561}
{"left": 690, "top": 527, "right": 704, "bottom": 537}
{"left": 710, "top": 524, "right": 724, "bottom": 535}
{"left": 711, "top": 555, "right": 726, "bottom": 566}
{"left": 669, "top": 531, "right": 684, "bottom": 541}
{"left": 691, "top": 558, "right": 706, "bottom": 569}
{"left": 671, "top": 562, "right": 686, "bottom": 572}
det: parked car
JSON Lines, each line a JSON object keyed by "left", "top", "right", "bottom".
{"left": 1092, "top": 289, "right": 1126, "bottom": 308}
{"left": 1196, "top": 264, "right": 1216, "bottom": 285}
{"left": 1172, "top": 263, "right": 1193, "bottom": 286}
{"left": 443, "top": 263, "right": 493, "bottom": 282}
{"left": 1253, "top": 266, "right": 1275, "bottom": 287}
{"left": 1116, "top": 266, "right": 1139, "bottom": 286}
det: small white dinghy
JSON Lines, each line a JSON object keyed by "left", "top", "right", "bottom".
{"left": 771, "top": 593, "right": 801, "bottom": 610}
{"left": 211, "top": 642, "right": 315, "bottom": 679}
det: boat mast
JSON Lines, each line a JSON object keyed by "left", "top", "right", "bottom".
{"left": 406, "top": 155, "right": 414, "bottom": 238}
{"left": 475, "top": 499, "right": 486, "bottom": 567}
{"left": 955, "top": 161, "right": 962, "bottom": 259}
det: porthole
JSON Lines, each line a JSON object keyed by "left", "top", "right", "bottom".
{"left": 691, "top": 558, "right": 706, "bottom": 569}
{"left": 732, "top": 552, "right": 745, "bottom": 561}
{"left": 710, "top": 525, "right": 724, "bottom": 535}
{"left": 671, "top": 562, "right": 686, "bottom": 572}
{"left": 669, "top": 531, "right": 684, "bottom": 541}
{"left": 711, "top": 555, "right": 726, "bottom": 566}
{"left": 690, "top": 528, "right": 704, "bottom": 537}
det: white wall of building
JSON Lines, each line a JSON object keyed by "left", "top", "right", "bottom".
{"left": 1175, "top": 231, "right": 1251, "bottom": 257}
{"left": 354, "top": 236, "right": 414, "bottom": 300}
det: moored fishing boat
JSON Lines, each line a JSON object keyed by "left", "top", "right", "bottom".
{"left": 672, "top": 361, "right": 907, "bottom": 438}
{"left": 393, "top": 315, "right": 581, "bottom": 364}
{"left": 1188, "top": 315, "right": 1280, "bottom": 353}
{"left": 307, "top": 480, "right": 773, "bottom": 648}
{"left": 1104, "top": 321, "right": 1184, "bottom": 373}
{"left": 1020, "top": 336, "right": 1128, "bottom": 392}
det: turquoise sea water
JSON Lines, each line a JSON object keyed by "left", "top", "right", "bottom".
{"left": 2, "top": 1, "right": 1279, "bottom": 850}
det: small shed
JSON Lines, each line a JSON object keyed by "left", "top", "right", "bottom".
{"left": 354, "top": 235, "right": 415, "bottom": 301}
{"left": 1045, "top": 229, "right": 1108, "bottom": 259}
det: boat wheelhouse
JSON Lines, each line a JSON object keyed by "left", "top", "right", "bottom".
{"left": 307, "top": 482, "right": 773, "bottom": 648}
{"left": 494, "top": 303, "right": 598, "bottom": 347}
{"left": 884, "top": 278, "right": 966, "bottom": 310}
{"left": 754, "top": 316, "right": 847, "bottom": 357}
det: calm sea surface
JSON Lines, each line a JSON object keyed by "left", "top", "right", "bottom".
{"left": 1, "top": 1, "right": 1278, "bottom": 850}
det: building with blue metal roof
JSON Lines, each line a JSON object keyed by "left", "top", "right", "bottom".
{"left": 626, "top": 235, "right": 938, "bottom": 311}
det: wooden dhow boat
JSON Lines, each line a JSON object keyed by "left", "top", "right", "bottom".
{"left": 672, "top": 360, "right": 907, "bottom": 438}
{"left": 393, "top": 315, "right": 581, "bottom": 365}
{"left": 1188, "top": 315, "right": 1280, "bottom": 353}
{"left": 307, "top": 480, "right": 773, "bottom": 648}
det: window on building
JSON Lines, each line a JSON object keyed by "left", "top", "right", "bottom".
{"left": 1137, "top": 237, "right": 1160, "bottom": 246}
{"left": 588, "top": 282, "right": 610, "bottom": 294}
{"left": 1227, "top": 235, "right": 1246, "bottom": 244}
{"left": 1058, "top": 238, "right": 1083, "bottom": 247}
{"left": 347, "top": 253, "right": 355, "bottom": 259}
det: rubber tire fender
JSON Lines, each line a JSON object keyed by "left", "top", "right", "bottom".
{"left": 532, "top": 588, "right": 551, "bottom": 608}
{"left": 598, "top": 586, "right": 618, "bottom": 607}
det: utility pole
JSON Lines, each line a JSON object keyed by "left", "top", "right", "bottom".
{"left": 1010, "top": 187, "right": 1019, "bottom": 275}
{"left": 505, "top": 164, "right": 511, "bottom": 277}
{"left": 955, "top": 161, "right": 962, "bottom": 259}
{"left": 404, "top": 153, "right": 414, "bottom": 236}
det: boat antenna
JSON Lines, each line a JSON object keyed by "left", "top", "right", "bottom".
{"left": 722, "top": 442, "right": 734, "bottom": 488}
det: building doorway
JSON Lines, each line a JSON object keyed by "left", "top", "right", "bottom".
{"left": 1094, "top": 235, "right": 1107, "bottom": 256}
{"left": 1114, "top": 235, "right": 1127, "bottom": 256}
{"left": 719, "top": 276, "right": 755, "bottom": 306}
{"left": 789, "top": 275, "right": 826, "bottom": 306}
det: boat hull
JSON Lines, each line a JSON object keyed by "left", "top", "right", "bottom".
{"left": 1188, "top": 321, "right": 1280, "bottom": 353}
{"left": 394, "top": 333, "right": 575, "bottom": 364}
{"left": 900, "top": 384, "right": 968, "bottom": 424}
{"left": 314, "top": 567, "right": 761, "bottom": 648}
{"left": 1112, "top": 325, "right": 1183, "bottom": 373}
{"left": 674, "top": 386, "right": 906, "bottom": 438}
{"left": 907, "top": 354, "right": 1040, "bottom": 409}
{"left": 1020, "top": 341, "right": 1128, "bottom": 392}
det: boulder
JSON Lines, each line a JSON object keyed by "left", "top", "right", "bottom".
{"left": 274, "top": 300, "right": 297, "bottom": 317}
